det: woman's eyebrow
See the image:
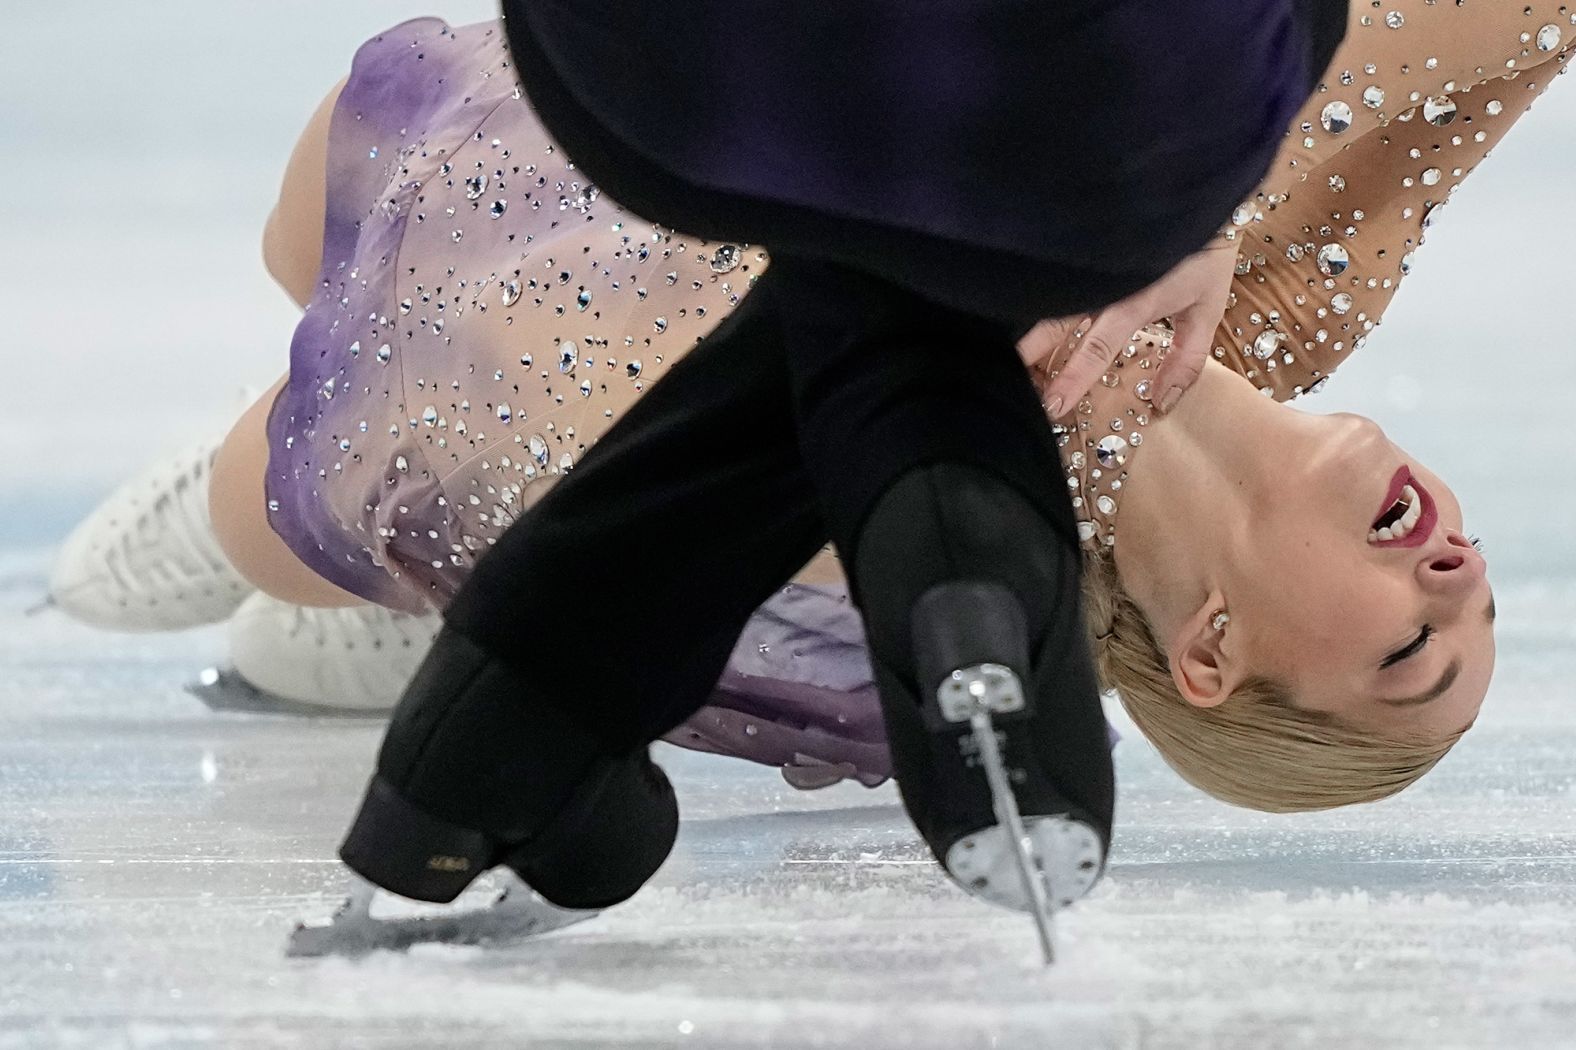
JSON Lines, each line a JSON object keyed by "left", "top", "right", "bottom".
{"left": 1380, "top": 595, "right": 1493, "bottom": 708}
{"left": 1379, "top": 659, "right": 1461, "bottom": 708}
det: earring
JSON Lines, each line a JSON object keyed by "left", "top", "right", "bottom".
{"left": 1210, "top": 610, "right": 1230, "bottom": 631}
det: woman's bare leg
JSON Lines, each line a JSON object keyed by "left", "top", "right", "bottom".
{"left": 262, "top": 75, "right": 347, "bottom": 308}
{"left": 210, "top": 77, "right": 365, "bottom": 609}
{"left": 210, "top": 373, "right": 366, "bottom": 607}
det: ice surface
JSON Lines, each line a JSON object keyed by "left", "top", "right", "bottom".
{"left": 2, "top": 548, "right": 1574, "bottom": 1050}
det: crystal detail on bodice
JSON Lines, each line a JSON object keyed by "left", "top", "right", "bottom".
{"left": 1054, "top": 325, "right": 1172, "bottom": 552}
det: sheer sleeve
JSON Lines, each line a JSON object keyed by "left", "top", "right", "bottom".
{"left": 1215, "top": 0, "right": 1575, "bottom": 400}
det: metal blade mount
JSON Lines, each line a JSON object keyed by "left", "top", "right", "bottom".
{"left": 286, "top": 872, "right": 598, "bottom": 958}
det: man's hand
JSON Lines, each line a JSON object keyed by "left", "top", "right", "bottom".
{"left": 1017, "top": 241, "right": 1238, "bottom": 417}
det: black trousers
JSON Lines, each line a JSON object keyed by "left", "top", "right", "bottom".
{"left": 442, "top": 255, "right": 1076, "bottom": 756}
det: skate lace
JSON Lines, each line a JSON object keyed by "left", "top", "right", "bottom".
{"left": 100, "top": 449, "right": 232, "bottom": 594}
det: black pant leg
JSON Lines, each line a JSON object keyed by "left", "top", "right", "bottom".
{"left": 769, "top": 255, "right": 1076, "bottom": 562}
{"left": 439, "top": 271, "right": 829, "bottom": 753}
{"left": 356, "top": 252, "right": 1107, "bottom": 906}
{"left": 769, "top": 257, "right": 1113, "bottom": 863}
{"left": 442, "top": 253, "right": 1078, "bottom": 750}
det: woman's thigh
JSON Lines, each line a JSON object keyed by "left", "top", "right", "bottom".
{"left": 262, "top": 76, "right": 348, "bottom": 308}
{"left": 209, "top": 375, "right": 368, "bottom": 608}
{"left": 207, "top": 77, "right": 370, "bottom": 608}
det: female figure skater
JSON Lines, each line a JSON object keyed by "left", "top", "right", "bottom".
{"left": 59, "top": 0, "right": 1555, "bottom": 953}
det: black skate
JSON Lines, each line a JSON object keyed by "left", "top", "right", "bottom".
{"left": 288, "top": 626, "right": 680, "bottom": 957}
{"left": 851, "top": 464, "right": 1115, "bottom": 965}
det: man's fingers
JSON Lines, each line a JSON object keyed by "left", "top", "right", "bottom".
{"left": 1015, "top": 315, "right": 1084, "bottom": 368}
{"left": 1151, "top": 311, "right": 1213, "bottom": 414}
{"left": 1027, "top": 245, "right": 1235, "bottom": 417}
{"left": 1039, "top": 307, "right": 1141, "bottom": 416}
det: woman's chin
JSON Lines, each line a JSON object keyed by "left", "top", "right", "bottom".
{"left": 1319, "top": 412, "right": 1392, "bottom": 484}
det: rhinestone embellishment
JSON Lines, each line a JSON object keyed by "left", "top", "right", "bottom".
{"left": 1059, "top": 326, "right": 1172, "bottom": 552}
{"left": 1316, "top": 244, "right": 1350, "bottom": 276}
{"left": 1096, "top": 435, "right": 1129, "bottom": 468}
{"left": 1422, "top": 96, "right": 1457, "bottom": 126}
{"left": 1320, "top": 101, "right": 1354, "bottom": 134}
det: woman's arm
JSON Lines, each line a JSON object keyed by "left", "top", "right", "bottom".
{"left": 1216, "top": 0, "right": 1574, "bottom": 400}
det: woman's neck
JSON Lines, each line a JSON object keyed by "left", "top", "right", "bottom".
{"left": 1106, "top": 359, "right": 1288, "bottom": 637}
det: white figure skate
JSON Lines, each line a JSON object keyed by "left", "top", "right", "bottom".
{"left": 189, "top": 592, "right": 440, "bottom": 716}
{"left": 48, "top": 443, "right": 254, "bottom": 631}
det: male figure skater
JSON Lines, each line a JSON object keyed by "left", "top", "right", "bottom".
{"left": 313, "top": 0, "right": 1349, "bottom": 961}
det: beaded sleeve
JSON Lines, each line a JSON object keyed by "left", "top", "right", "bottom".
{"left": 1214, "top": 0, "right": 1575, "bottom": 402}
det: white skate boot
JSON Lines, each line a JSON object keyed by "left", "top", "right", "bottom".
{"left": 48, "top": 443, "right": 255, "bottom": 631}
{"left": 189, "top": 592, "right": 440, "bottom": 716}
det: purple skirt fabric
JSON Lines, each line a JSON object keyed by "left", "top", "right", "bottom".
{"left": 264, "top": 18, "right": 1113, "bottom": 787}
{"left": 667, "top": 582, "right": 891, "bottom": 787}
{"left": 667, "top": 580, "right": 1117, "bottom": 789}
{"left": 263, "top": 19, "right": 512, "bottom": 615}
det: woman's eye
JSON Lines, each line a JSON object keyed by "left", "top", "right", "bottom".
{"left": 1382, "top": 625, "right": 1434, "bottom": 669}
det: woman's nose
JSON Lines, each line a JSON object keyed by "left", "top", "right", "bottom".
{"left": 1416, "top": 529, "right": 1486, "bottom": 595}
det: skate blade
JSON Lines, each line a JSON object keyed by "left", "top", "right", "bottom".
{"left": 286, "top": 872, "right": 597, "bottom": 958}
{"left": 936, "top": 665, "right": 1105, "bottom": 965}
{"left": 187, "top": 667, "right": 388, "bottom": 720}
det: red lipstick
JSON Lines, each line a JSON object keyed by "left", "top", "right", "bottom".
{"left": 1369, "top": 466, "right": 1437, "bottom": 549}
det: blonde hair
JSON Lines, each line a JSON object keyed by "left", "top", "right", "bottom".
{"left": 1080, "top": 551, "right": 1467, "bottom": 813}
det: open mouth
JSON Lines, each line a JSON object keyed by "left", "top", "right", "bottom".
{"left": 1368, "top": 466, "right": 1438, "bottom": 548}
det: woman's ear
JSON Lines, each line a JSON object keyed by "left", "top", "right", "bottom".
{"left": 1168, "top": 597, "right": 1241, "bottom": 708}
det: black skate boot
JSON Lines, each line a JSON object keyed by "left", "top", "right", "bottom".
{"left": 849, "top": 463, "right": 1115, "bottom": 964}
{"left": 291, "top": 626, "right": 681, "bottom": 955}
{"left": 341, "top": 624, "right": 681, "bottom": 906}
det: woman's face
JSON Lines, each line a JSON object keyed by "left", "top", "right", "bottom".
{"left": 1223, "top": 412, "right": 1495, "bottom": 740}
